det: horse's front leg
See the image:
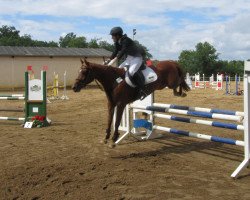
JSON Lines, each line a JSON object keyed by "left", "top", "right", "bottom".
{"left": 104, "top": 101, "right": 115, "bottom": 144}
{"left": 111, "top": 103, "right": 126, "bottom": 148}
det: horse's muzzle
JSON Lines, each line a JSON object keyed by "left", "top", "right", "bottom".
{"left": 72, "top": 85, "right": 81, "bottom": 92}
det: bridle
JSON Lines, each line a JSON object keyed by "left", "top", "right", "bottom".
{"left": 76, "top": 68, "right": 90, "bottom": 88}
{"left": 77, "top": 66, "right": 104, "bottom": 91}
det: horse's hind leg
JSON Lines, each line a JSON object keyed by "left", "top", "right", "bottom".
{"left": 173, "top": 87, "right": 186, "bottom": 97}
{"left": 178, "top": 85, "right": 187, "bottom": 97}
{"left": 169, "top": 78, "right": 182, "bottom": 97}
{"left": 173, "top": 88, "right": 180, "bottom": 96}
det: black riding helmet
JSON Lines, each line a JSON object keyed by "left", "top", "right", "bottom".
{"left": 110, "top": 27, "right": 123, "bottom": 36}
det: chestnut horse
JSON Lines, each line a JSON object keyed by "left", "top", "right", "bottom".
{"left": 72, "top": 59, "right": 190, "bottom": 147}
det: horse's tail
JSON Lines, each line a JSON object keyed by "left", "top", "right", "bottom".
{"left": 177, "top": 65, "right": 190, "bottom": 92}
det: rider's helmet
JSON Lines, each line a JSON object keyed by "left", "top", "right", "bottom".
{"left": 110, "top": 27, "right": 123, "bottom": 36}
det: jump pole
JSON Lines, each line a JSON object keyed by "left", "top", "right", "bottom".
{"left": 231, "top": 61, "right": 250, "bottom": 178}
{"left": 114, "top": 61, "right": 250, "bottom": 178}
{"left": 132, "top": 105, "right": 243, "bottom": 122}
{"left": 0, "top": 94, "right": 24, "bottom": 97}
{"left": 153, "top": 103, "right": 244, "bottom": 117}
{"left": 0, "top": 97, "right": 25, "bottom": 100}
{"left": 0, "top": 117, "right": 25, "bottom": 121}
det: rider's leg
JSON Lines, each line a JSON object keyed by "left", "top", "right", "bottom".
{"left": 127, "top": 56, "right": 143, "bottom": 76}
{"left": 119, "top": 56, "right": 133, "bottom": 69}
{"left": 116, "top": 56, "right": 132, "bottom": 83}
{"left": 128, "top": 57, "right": 147, "bottom": 99}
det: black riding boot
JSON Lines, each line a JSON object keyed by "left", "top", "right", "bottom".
{"left": 132, "top": 71, "right": 147, "bottom": 100}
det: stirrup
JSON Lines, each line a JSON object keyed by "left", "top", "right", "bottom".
{"left": 139, "top": 90, "right": 147, "bottom": 100}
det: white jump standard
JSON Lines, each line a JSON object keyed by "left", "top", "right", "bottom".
{"left": 114, "top": 61, "right": 250, "bottom": 178}
{"left": 0, "top": 70, "right": 49, "bottom": 126}
{"left": 195, "top": 73, "right": 223, "bottom": 90}
{"left": 47, "top": 71, "right": 69, "bottom": 100}
{"left": 231, "top": 62, "right": 250, "bottom": 178}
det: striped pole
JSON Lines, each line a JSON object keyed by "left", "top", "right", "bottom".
{"left": 153, "top": 103, "right": 244, "bottom": 117}
{"left": 0, "top": 94, "right": 24, "bottom": 97}
{"left": 225, "top": 75, "right": 230, "bottom": 95}
{"left": 0, "top": 117, "right": 25, "bottom": 121}
{"left": 235, "top": 74, "right": 239, "bottom": 95}
{"left": 154, "top": 113, "right": 244, "bottom": 131}
{"left": 0, "top": 97, "right": 25, "bottom": 100}
{"left": 132, "top": 105, "right": 243, "bottom": 122}
{"left": 0, "top": 108, "right": 24, "bottom": 112}
{"left": 154, "top": 125, "right": 244, "bottom": 146}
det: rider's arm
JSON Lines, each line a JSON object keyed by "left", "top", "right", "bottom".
{"left": 108, "top": 57, "right": 117, "bottom": 66}
{"left": 110, "top": 42, "right": 119, "bottom": 59}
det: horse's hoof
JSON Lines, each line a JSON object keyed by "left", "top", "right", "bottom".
{"left": 181, "top": 93, "right": 187, "bottom": 97}
{"left": 109, "top": 142, "right": 116, "bottom": 148}
{"left": 101, "top": 139, "right": 108, "bottom": 144}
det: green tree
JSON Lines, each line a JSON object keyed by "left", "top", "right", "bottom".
{"left": 178, "top": 50, "right": 197, "bottom": 73}
{"left": 215, "top": 60, "right": 227, "bottom": 73}
{"left": 195, "top": 42, "right": 219, "bottom": 75}
{"left": 0, "top": 25, "right": 59, "bottom": 47}
{"left": 224, "top": 60, "right": 243, "bottom": 76}
{"left": 32, "top": 40, "right": 58, "bottom": 47}
{"left": 19, "top": 34, "right": 33, "bottom": 46}
{"left": 59, "top": 32, "right": 88, "bottom": 48}
{"left": 0, "top": 25, "right": 20, "bottom": 38}
{"left": 98, "top": 40, "right": 114, "bottom": 52}
{"left": 47, "top": 41, "right": 59, "bottom": 47}
{"left": 178, "top": 42, "right": 219, "bottom": 74}
{"left": 0, "top": 25, "right": 20, "bottom": 46}
{"left": 88, "top": 38, "right": 100, "bottom": 48}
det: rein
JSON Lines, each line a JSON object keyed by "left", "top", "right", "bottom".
{"left": 93, "top": 65, "right": 115, "bottom": 91}
{"left": 95, "top": 79, "right": 104, "bottom": 91}
{"left": 81, "top": 66, "right": 104, "bottom": 91}
{"left": 79, "top": 64, "right": 120, "bottom": 92}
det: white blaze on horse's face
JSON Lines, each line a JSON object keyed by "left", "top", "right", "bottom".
{"left": 78, "top": 69, "right": 83, "bottom": 79}
{"left": 79, "top": 68, "right": 84, "bottom": 78}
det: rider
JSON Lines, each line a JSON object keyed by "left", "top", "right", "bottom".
{"left": 108, "top": 26, "right": 147, "bottom": 99}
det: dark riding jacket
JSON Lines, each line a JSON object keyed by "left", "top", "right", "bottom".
{"left": 110, "top": 34, "right": 144, "bottom": 60}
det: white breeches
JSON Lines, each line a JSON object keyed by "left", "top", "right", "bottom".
{"left": 119, "top": 55, "right": 143, "bottom": 76}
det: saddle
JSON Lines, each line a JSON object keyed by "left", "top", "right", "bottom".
{"left": 124, "top": 64, "right": 158, "bottom": 88}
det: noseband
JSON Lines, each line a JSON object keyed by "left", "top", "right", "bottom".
{"left": 76, "top": 67, "right": 104, "bottom": 91}
{"left": 76, "top": 68, "right": 92, "bottom": 87}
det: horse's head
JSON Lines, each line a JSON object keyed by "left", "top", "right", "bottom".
{"left": 72, "top": 58, "right": 95, "bottom": 92}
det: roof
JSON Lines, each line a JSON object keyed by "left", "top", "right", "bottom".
{"left": 0, "top": 46, "right": 112, "bottom": 57}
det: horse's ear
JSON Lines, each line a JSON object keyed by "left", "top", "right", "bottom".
{"left": 80, "top": 58, "right": 90, "bottom": 68}
{"left": 80, "top": 58, "right": 84, "bottom": 64}
{"left": 83, "top": 58, "right": 89, "bottom": 66}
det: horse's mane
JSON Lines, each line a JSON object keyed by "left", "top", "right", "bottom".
{"left": 89, "top": 62, "right": 125, "bottom": 77}
{"left": 88, "top": 62, "right": 109, "bottom": 69}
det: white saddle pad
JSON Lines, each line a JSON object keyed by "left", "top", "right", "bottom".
{"left": 141, "top": 67, "right": 158, "bottom": 84}
{"left": 124, "top": 67, "right": 158, "bottom": 88}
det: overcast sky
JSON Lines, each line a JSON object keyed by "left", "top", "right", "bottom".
{"left": 0, "top": 0, "right": 249, "bottom": 60}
